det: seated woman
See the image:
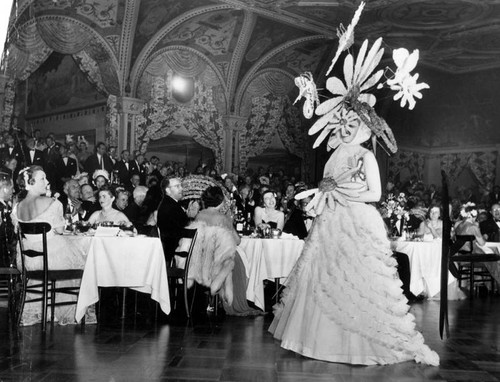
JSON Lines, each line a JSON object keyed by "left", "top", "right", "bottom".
{"left": 417, "top": 205, "right": 443, "bottom": 241}
{"left": 253, "top": 189, "right": 284, "bottom": 230}
{"left": 454, "top": 203, "right": 487, "bottom": 250}
{"left": 87, "top": 185, "right": 132, "bottom": 226}
{"left": 187, "top": 186, "right": 262, "bottom": 316}
{"left": 11, "top": 165, "right": 94, "bottom": 326}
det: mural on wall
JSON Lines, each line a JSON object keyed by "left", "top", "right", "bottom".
{"left": 25, "top": 52, "right": 105, "bottom": 116}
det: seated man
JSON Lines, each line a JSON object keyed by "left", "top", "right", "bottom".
{"left": 283, "top": 195, "right": 313, "bottom": 240}
{"left": 59, "top": 179, "right": 87, "bottom": 222}
{"left": 157, "top": 177, "right": 190, "bottom": 263}
{"left": 125, "top": 185, "right": 151, "bottom": 234}
{"left": 480, "top": 203, "right": 500, "bottom": 242}
{"left": 80, "top": 183, "right": 100, "bottom": 220}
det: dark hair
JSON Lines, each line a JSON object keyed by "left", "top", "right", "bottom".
{"left": 98, "top": 184, "right": 115, "bottom": 199}
{"left": 201, "top": 186, "right": 224, "bottom": 209}
{"left": 260, "top": 188, "right": 276, "bottom": 207}
{"left": 160, "top": 176, "right": 180, "bottom": 196}
{"left": 0, "top": 172, "right": 13, "bottom": 188}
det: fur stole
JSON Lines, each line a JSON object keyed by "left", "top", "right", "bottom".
{"left": 183, "top": 220, "right": 236, "bottom": 305}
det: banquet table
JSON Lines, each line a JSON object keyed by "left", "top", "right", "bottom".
{"left": 238, "top": 236, "right": 304, "bottom": 310}
{"left": 391, "top": 239, "right": 456, "bottom": 298}
{"left": 74, "top": 235, "right": 170, "bottom": 323}
{"left": 479, "top": 242, "right": 500, "bottom": 285}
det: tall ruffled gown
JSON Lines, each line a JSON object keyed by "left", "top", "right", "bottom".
{"left": 269, "top": 144, "right": 439, "bottom": 366}
{"left": 12, "top": 200, "right": 95, "bottom": 326}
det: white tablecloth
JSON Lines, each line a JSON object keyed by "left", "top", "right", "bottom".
{"left": 480, "top": 242, "right": 500, "bottom": 284}
{"left": 238, "top": 237, "right": 304, "bottom": 310}
{"left": 391, "top": 239, "right": 455, "bottom": 298}
{"left": 75, "top": 236, "right": 170, "bottom": 322}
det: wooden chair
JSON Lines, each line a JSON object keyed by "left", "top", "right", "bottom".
{"left": 164, "top": 228, "right": 198, "bottom": 318}
{"left": 18, "top": 222, "right": 84, "bottom": 331}
{"left": 451, "top": 234, "right": 500, "bottom": 299}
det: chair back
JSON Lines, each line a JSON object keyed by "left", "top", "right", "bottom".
{"left": 180, "top": 228, "right": 198, "bottom": 275}
{"left": 454, "top": 234, "right": 475, "bottom": 255}
{"left": 17, "top": 222, "right": 52, "bottom": 275}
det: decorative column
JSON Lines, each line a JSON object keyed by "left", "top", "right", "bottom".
{"left": 224, "top": 115, "right": 247, "bottom": 173}
{"left": 116, "top": 96, "right": 144, "bottom": 153}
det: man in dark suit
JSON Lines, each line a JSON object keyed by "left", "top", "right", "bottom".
{"left": 55, "top": 145, "right": 78, "bottom": 192}
{"left": 114, "top": 149, "right": 132, "bottom": 187}
{"left": 43, "top": 134, "right": 60, "bottom": 191}
{"left": 480, "top": 203, "right": 500, "bottom": 242}
{"left": 0, "top": 133, "right": 23, "bottom": 181}
{"left": 489, "top": 185, "right": 500, "bottom": 207}
{"left": 283, "top": 195, "right": 313, "bottom": 240}
{"left": 85, "top": 142, "right": 114, "bottom": 178}
{"left": 157, "top": 177, "right": 191, "bottom": 263}
{"left": 0, "top": 173, "right": 15, "bottom": 268}
{"left": 59, "top": 179, "right": 90, "bottom": 222}
{"left": 80, "top": 183, "right": 100, "bottom": 220}
{"left": 24, "top": 138, "right": 44, "bottom": 166}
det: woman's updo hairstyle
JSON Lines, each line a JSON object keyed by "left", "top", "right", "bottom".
{"left": 201, "top": 186, "right": 224, "bottom": 209}
{"left": 17, "top": 165, "right": 44, "bottom": 201}
{"left": 98, "top": 184, "right": 116, "bottom": 199}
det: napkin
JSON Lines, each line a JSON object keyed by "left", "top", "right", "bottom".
{"left": 94, "top": 226, "right": 120, "bottom": 237}
{"left": 280, "top": 232, "right": 299, "bottom": 240}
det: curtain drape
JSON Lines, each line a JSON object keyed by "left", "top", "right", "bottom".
{"left": 239, "top": 94, "right": 285, "bottom": 170}
{"left": 388, "top": 150, "right": 426, "bottom": 180}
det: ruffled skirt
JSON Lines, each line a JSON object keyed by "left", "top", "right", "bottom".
{"left": 269, "top": 202, "right": 439, "bottom": 366}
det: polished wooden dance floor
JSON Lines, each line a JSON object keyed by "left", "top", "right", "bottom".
{"left": 2, "top": 296, "right": 500, "bottom": 382}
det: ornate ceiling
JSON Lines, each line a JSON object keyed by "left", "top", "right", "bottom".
{"left": 7, "top": 0, "right": 500, "bottom": 103}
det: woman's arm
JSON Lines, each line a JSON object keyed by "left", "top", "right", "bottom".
{"left": 417, "top": 220, "right": 427, "bottom": 238}
{"left": 254, "top": 206, "right": 264, "bottom": 227}
{"left": 276, "top": 211, "right": 285, "bottom": 230}
{"left": 348, "top": 151, "right": 381, "bottom": 203}
{"left": 474, "top": 225, "right": 486, "bottom": 246}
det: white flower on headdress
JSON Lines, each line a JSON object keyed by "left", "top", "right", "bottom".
{"left": 460, "top": 202, "right": 478, "bottom": 219}
{"left": 309, "top": 38, "right": 384, "bottom": 148}
{"left": 315, "top": 107, "right": 360, "bottom": 150}
{"left": 326, "top": 1, "right": 366, "bottom": 75}
{"left": 293, "top": 72, "right": 319, "bottom": 119}
{"left": 382, "top": 48, "right": 429, "bottom": 110}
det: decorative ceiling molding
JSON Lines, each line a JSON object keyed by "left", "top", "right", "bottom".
{"left": 130, "top": 4, "right": 233, "bottom": 93}
{"left": 234, "top": 35, "right": 327, "bottom": 113}
{"left": 118, "top": 0, "right": 141, "bottom": 94}
{"left": 219, "top": 0, "right": 336, "bottom": 36}
{"left": 226, "top": 11, "right": 256, "bottom": 111}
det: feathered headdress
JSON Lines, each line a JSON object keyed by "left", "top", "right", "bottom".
{"left": 293, "top": 1, "right": 429, "bottom": 155}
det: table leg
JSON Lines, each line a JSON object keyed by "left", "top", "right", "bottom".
{"left": 121, "top": 288, "right": 127, "bottom": 319}
{"left": 275, "top": 278, "right": 280, "bottom": 304}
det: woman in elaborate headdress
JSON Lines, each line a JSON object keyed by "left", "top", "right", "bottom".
{"left": 269, "top": 3, "right": 437, "bottom": 366}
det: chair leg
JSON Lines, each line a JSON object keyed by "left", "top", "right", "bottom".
{"left": 184, "top": 280, "right": 190, "bottom": 318}
{"left": 51, "top": 280, "right": 56, "bottom": 324}
{"left": 469, "top": 262, "right": 474, "bottom": 299}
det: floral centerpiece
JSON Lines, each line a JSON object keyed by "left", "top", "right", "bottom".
{"left": 379, "top": 193, "right": 410, "bottom": 236}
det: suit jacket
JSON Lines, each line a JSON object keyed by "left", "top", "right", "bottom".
{"left": 80, "top": 200, "right": 100, "bottom": 221}
{"left": 114, "top": 160, "right": 132, "bottom": 186}
{"left": 157, "top": 195, "right": 189, "bottom": 262}
{"left": 0, "top": 200, "right": 16, "bottom": 267}
{"left": 85, "top": 153, "right": 114, "bottom": 177}
{"left": 283, "top": 208, "right": 310, "bottom": 240}
{"left": 59, "top": 194, "right": 88, "bottom": 221}
{"left": 55, "top": 156, "right": 78, "bottom": 182}
{"left": 480, "top": 217, "right": 500, "bottom": 242}
{"left": 24, "top": 148, "right": 44, "bottom": 166}
{"left": 0, "top": 145, "right": 23, "bottom": 164}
